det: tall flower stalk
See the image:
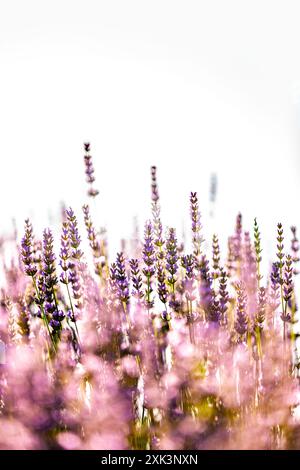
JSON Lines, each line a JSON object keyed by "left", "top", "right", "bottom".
{"left": 190, "top": 192, "right": 203, "bottom": 260}
{"left": 59, "top": 221, "right": 80, "bottom": 348}
{"left": 182, "top": 254, "right": 196, "bottom": 342}
{"left": 42, "top": 229, "right": 64, "bottom": 344}
{"left": 276, "top": 223, "right": 286, "bottom": 341}
{"left": 83, "top": 142, "right": 99, "bottom": 198}
{"left": 254, "top": 218, "right": 263, "bottom": 289}
{"left": 234, "top": 281, "right": 248, "bottom": 343}
{"left": 142, "top": 222, "right": 156, "bottom": 310}
{"left": 21, "top": 220, "right": 55, "bottom": 353}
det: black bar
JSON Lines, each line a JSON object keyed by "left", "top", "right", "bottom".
{"left": 0, "top": 450, "right": 299, "bottom": 466}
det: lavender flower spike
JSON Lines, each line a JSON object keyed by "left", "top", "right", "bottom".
{"left": 150, "top": 166, "right": 164, "bottom": 254}
{"left": 59, "top": 221, "right": 70, "bottom": 285}
{"left": 234, "top": 281, "right": 248, "bottom": 339}
{"left": 166, "top": 228, "right": 179, "bottom": 293}
{"left": 42, "top": 229, "right": 64, "bottom": 334}
{"left": 66, "top": 208, "right": 83, "bottom": 262}
{"left": 142, "top": 221, "right": 156, "bottom": 309}
{"left": 115, "top": 252, "right": 130, "bottom": 306}
{"left": 83, "top": 142, "right": 99, "bottom": 198}
{"left": 291, "top": 226, "right": 299, "bottom": 275}
{"left": 21, "top": 219, "right": 37, "bottom": 277}
{"left": 157, "top": 261, "right": 168, "bottom": 305}
{"left": 129, "top": 258, "right": 143, "bottom": 301}
{"left": 190, "top": 192, "right": 203, "bottom": 259}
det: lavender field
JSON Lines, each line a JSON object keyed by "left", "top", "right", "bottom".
{"left": 0, "top": 142, "right": 299, "bottom": 450}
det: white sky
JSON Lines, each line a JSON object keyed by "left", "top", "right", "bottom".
{"left": 1, "top": 0, "right": 300, "bottom": 263}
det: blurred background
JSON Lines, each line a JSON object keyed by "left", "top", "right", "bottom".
{"left": 0, "top": 0, "right": 300, "bottom": 265}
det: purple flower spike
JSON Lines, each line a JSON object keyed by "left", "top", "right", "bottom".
{"left": 157, "top": 261, "right": 168, "bottom": 305}
{"left": 59, "top": 221, "right": 70, "bottom": 285}
{"left": 21, "top": 219, "right": 37, "bottom": 277}
{"left": 276, "top": 223, "right": 285, "bottom": 269}
{"left": 212, "top": 233, "right": 221, "bottom": 278}
{"left": 42, "top": 229, "right": 58, "bottom": 308}
{"left": 198, "top": 255, "right": 213, "bottom": 318}
{"left": 66, "top": 208, "right": 83, "bottom": 262}
{"left": 115, "top": 252, "right": 130, "bottom": 305}
{"left": 233, "top": 213, "right": 243, "bottom": 263}
{"left": 283, "top": 255, "right": 293, "bottom": 304}
{"left": 234, "top": 281, "right": 248, "bottom": 339}
{"left": 129, "top": 259, "right": 143, "bottom": 301}
{"left": 151, "top": 166, "right": 159, "bottom": 203}
{"left": 166, "top": 228, "right": 178, "bottom": 293}
{"left": 142, "top": 221, "right": 156, "bottom": 308}
{"left": 219, "top": 269, "right": 229, "bottom": 325}
{"left": 150, "top": 166, "right": 164, "bottom": 254}
{"left": 181, "top": 254, "right": 195, "bottom": 300}
{"left": 190, "top": 192, "right": 203, "bottom": 258}
{"left": 83, "top": 142, "right": 99, "bottom": 198}
{"left": 291, "top": 226, "right": 299, "bottom": 275}
{"left": 255, "top": 287, "right": 266, "bottom": 331}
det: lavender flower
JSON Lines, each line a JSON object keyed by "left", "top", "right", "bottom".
{"left": 276, "top": 223, "right": 285, "bottom": 270}
{"left": 129, "top": 259, "right": 143, "bottom": 301}
{"left": 16, "top": 295, "right": 30, "bottom": 339}
{"left": 291, "top": 226, "right": 299, "bottom": 275}
{"left": 210, "top": 289, "right": 221, "bottom": 323}
{"left": 269, "top": 262, "right": 281, "bottom": 319}
{"left": 166, "top": 228, "right": 178, "bottom": 293}
{"left": 59, "top": 221, "right": 70, "bottom": 285}
{"left": 234, "top": 281, "right": 248, "bottom": 338}
{"left": 255, "top": 287, "right": 266, "bottom": 331}
{"left": 209, "top": 172, "right": 217, "bottom": 217}
{"left": 219, "top": 269, "right": 229, "bottom": 325}
{"left": 190, "top": 192, "right": 203, "bottom": 259}
{"left": 109, "top": 262, "right": 119, "bottom": 300}
{"left": 233, "top": 213, "right": 243, "bottom": 265}
{"left": 68, "top": 267, "right": 83, "bottom": 310}
{"left": 42, "top": 229, "right": 58, "bottom": 305}
{"left": 181, "top": 254, "right": 195, "bottom": 300}
{"left": 151, "top": 165, "right": 159, "bottom": 203}
{"left": 21, "top": 219, "right": 37, "bottom": 277}
{"left": 115, "top": 252, "right": 130, "bottom": 305}
{"left": 283, "top": 255, "right": 293, "bottom": 305}
{"left": 66, "top": 208, "right": 83, "bottom": 262}
{"left": 83, "top": 142, "right": 99, "bottom": 198}
{"left": 151, "top": 166, "right": 164, "bottom": 255}
{"left": 42, "top": 229, "right": 64, "bottom": 333}
{"left": 279, "top": 254, "right": 293, "bottom": 339}
{"left": 142, "top": 221, "right": 156, "bottom": 308}
{"left": 212, "top": 233, "right": 221, "bottom": 278}
{"left": 66, "top": 208, "right": 84, "bottom": 310}
{"left": 254, "top": 218, "right": 263, "bottom": 287}
{"left": 157, "top": 261, "right": 168, "bottom": 305}
{"left": 198, "top": 255, "right": 214, "bottom": 321}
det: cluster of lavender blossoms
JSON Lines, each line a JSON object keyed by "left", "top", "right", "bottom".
{"left": 0, "top": 142, "right": 300, "bottom": 450}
